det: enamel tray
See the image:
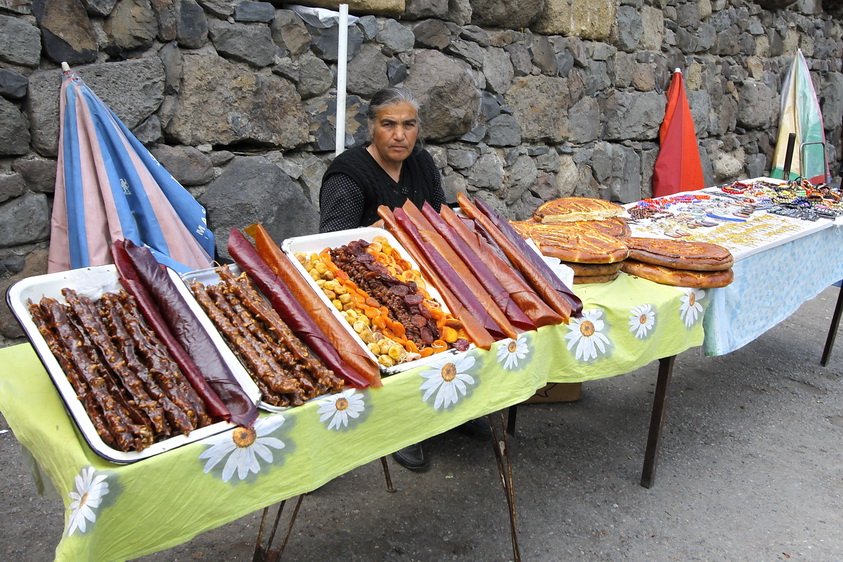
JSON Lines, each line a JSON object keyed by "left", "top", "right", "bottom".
{"left": 180, "top": 264, "right": 295, "bottom": 413}
{"left": 281, "top": 227, "right": 467, "bottom": 375}
{"left": 6, "top": 264, "right": 261, "bottom": 464}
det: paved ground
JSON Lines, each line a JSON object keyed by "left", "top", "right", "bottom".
{"left": 2, "top": 286, "right": 841, "bottom": 561}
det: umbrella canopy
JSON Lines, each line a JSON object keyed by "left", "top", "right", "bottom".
{"left": 652, "top": 69, "right": 705, "bottom": 198}
{"left": 770, "top": 49, "right": 830, "bottom": 184}
{"left": 47, "top": 65, "right": 215, "bottom": 274}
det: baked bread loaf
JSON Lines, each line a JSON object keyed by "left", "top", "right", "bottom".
{"left": 508, "top": 219, "right": 538, "bottom": 239}
{"left": 573, "top": 272, "right": 620, "bottom": 285}
{"left": 562, "top": 261, "right": 624, "bottom": 277}
{"left": 525, "top": 218, "right": 631, "bottom": 239}
{"left": 533, "top": 197, "right": 624, "bottom": 223}
{"left": 534, "top": 230, "right": 629, "bottom": 264}
{"left": 621, "top": 260, "right": 734, "bottom": 288}
{"left": 622, "top": 237, "right": 733, "bottom": 271}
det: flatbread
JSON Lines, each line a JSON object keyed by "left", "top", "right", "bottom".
{"left": 562, "top": 261, "right": 624, "bottom": 277}
{"left": 534, "top": 230, "right": 629, "bottom": 264}
{"left": 533, "top": 197, "right": 624, "bottom": 223}
{"left": 621, "top": 260, "right": 734, "bottom": 288}
{"left": 622, "top": 237, "right": 734, "bottom": 272}
{"left": 573, "top": 272, "right": 620, "bottom": 285}
{"left": 520, "top": 217, "right": 631, "bottom": 239}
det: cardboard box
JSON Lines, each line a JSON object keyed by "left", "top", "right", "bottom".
{"left": 524, "top": 382, "right": 582, "bottom": 403}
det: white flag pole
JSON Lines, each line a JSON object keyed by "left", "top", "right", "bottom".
{"left": 335, "top": 4, "right": 349, "bottom": 156}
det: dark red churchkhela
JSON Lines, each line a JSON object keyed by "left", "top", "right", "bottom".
{"left": 112, "top": 239, "right": 257, "bottom": 427}
{"left": 227, "top": 228, "right": 371, "bottom": 388}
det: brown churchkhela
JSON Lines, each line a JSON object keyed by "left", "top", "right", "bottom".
{"left": 27, "top": 288, "right": 211, "bottom": 453}
{"left": 190, "top": 266, "right": 344, "bottom": 407}
{"left": 243, "top": 223, "right": 381, "bottom": 387}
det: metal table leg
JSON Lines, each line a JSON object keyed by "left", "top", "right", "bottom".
{"left": 489, "top": 411, "right": 521, "bottom": 562}
{"left": 252, "top": 495, "right": 305, "bottom": 562}
{"left": 640, "top": 355, "right": 676, "bottom": 489}
{"left": 507, "top": 404, "right": 518, "bottom": 436}
{"left": 821, "top": 283, "right": 843, "bottom": 367}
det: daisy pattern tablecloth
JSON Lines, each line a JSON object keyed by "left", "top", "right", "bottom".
{"left": 0, "top": 272, "right": 710, "bottom": 560}
{"left": 543, "top": 272, "right": 706, "bottom": 382}
{"left": 0, "top": 327, "right": 557, "bottom": 561}
{"left": 703, "top": 223, "right": 843, "bottom": 356}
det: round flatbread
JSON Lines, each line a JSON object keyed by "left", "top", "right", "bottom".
{"left": 621, "top": 260, "right": 734, "bottom": 288}
{"left": 622, "top": 237, "right": 734, "bottom": 272}
{"left": 533, "top": 197, "right": 625, "bottom": 223}
{"left": 535, "top": 230, "right": 629, "bottom": 264}
{"left": 508, "top": 219, "right": 538, "bottom": 239}
{"left": 527, "top": 217, "right": 631, "bottom": 239}
{"left": 573, "top": 272, "right": 620, "bottom": 285}
{"left": 561, "top": 261, "right": 624, "bottom": 277}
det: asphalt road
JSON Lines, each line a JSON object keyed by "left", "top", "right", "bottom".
{"left": 2, "top": 285, "right": 841, "bottom": 561}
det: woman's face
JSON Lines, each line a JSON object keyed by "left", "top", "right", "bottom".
{"left": 368, "top": 101, "right": 419, "bottom": 167}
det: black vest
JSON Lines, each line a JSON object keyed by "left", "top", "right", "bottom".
{"left": 322, "top": 145, "right": 441, "bottom": 226}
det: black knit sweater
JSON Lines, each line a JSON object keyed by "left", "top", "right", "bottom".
{"left": 319, "top": 145, "right": 444, "bottom": 232}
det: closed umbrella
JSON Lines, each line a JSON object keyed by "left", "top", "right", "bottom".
{"left": 47, "top": 64, "right": 214, "bottom": 274}
{"left": 652, "top": 69, "right": 705, "bottom": 198}
{"left": 770, "top": 49, "right": 830, "bottom": 184}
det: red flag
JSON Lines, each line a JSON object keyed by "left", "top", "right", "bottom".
{"left": 652, "top": 69, "right": 705, "bottom": 197}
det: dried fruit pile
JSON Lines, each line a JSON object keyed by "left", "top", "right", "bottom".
{"left": 297, "top": 236, "right": 469, "bottom": 368}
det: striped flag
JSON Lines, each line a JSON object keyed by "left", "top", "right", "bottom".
{"left": 652, "top": 69, "right": 705, "bottom": 198}
{"left": 770, "top": 49, "right": 829, "bottom": 184}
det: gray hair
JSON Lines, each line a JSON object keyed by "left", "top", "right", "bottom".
{"left": 366, "top": 87, "right": 421, "bottom": 126}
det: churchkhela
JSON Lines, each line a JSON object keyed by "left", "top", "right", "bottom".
{"left": 243, "top": 222, "right": 381, "bottom": 386}
{"left": 227, "top": 228, "right": 372, "bottom": 388}
{"left": 189, "top": 266, "right": 346, "bottom": 407}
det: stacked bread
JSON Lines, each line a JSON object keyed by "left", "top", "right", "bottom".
{"left": 512, "top": 197, "right": 630, "bottom": 284}
{"left": 511, "top": 196, "right": 735, "bottom": 288}
{"left": 620, "top": 237, "right": 734, "bottom": 288}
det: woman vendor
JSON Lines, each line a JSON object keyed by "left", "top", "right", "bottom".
{"left": 319, "top": 87, "right": 488, "bottom": 471}
{"left": 319, "top": 87, "right": 445, "bottom": 232}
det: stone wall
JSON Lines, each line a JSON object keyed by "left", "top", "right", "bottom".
{"left": 1, "top": 0, "right": 842, "bottom": 342}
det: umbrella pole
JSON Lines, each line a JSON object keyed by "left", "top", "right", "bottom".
{"left": 782, "top": 132, "right": 797, "bottom": 179}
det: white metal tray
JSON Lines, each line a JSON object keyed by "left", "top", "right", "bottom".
{"left": 281, "top": 227, "right": 467, "bottom": 375}
{"left": 6, "top": 264, "right": 261, "bottom": 464}
{"left": 180, "top": 264, "right": 297, "bottom": 413}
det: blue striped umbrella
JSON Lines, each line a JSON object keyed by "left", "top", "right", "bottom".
{"left": 47, "top": 64, "right": 214, "bottom": 274}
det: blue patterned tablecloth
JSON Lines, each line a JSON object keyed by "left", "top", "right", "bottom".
{"left": 703, "top": 223, "right": 843, "bottom": 355}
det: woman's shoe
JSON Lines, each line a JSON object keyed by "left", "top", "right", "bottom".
{"left": 391, "top": 443, "right": 429, "bottom": 471}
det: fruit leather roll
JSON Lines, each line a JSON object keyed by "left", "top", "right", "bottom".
{"left": 228, "top": 228, "right": 371, "bottom": 388}
{"left": 394, "top": 205, "right": 510, "bottom": 341}
{"left": 403, "top": 201, "right": 518, "bottom": 339}
{"left": 458, "top": 193, "right": 580, "bottom": 321}
{"left": 440, "top": 205, "right": 564, "bottom": 328}
{"left": 244, "top": 223, "right": 382, "bottom": 387}
{"left": 112, "top": 239, "right": 249, "bottom": 426}
{"left": 379, "top": 206, "right": 494, "bottom": 350}
{"left": 421, "top": 202, "right": 536, "bottom": 332}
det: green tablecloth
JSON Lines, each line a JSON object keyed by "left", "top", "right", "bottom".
{"left": 0, "top": 274, "right": 703, "bottom": 561}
